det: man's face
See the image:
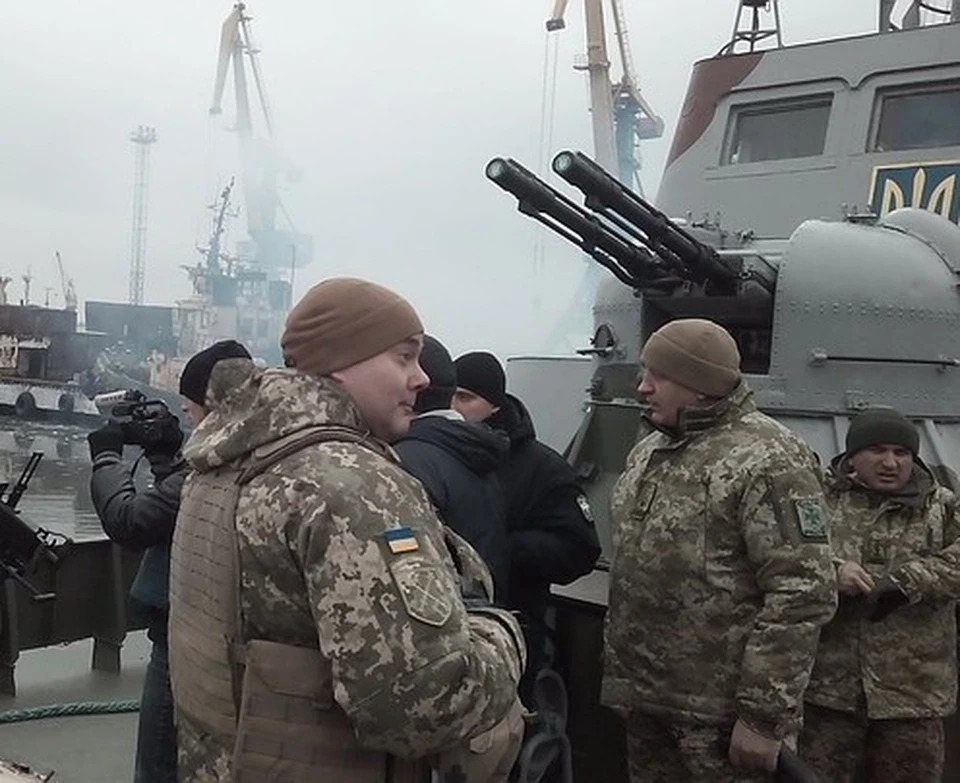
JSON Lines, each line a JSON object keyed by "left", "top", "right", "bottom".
{"left": 332, "top": 336, "right": 429, "bottom": 440}
{"left": 637, "top": 369, "right": 703, "bottom": 429}
{"left": 182, "top": 398, "right": 206, "bottom": 429}
{"left": 849, "top": 443, "right": 914, "bottom": 493}
{"left": 452, "top": 388, "right": 499, "bottom": 423}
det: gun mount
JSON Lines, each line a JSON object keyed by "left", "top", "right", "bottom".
{"left": 0, "top": 453, "right": 65, "bottom": 602}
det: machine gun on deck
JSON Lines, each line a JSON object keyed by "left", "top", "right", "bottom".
{"left": 485, "top": 151, "right": 777, "bottom": 300}
{"left": 0, "top": 453, "right": 64, "bottom": 602}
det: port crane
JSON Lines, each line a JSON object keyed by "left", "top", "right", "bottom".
{"left": 55, "top": 252, "right": 77, "bottom": 311}
{"left": 210, "top": 2, "right": 310, "bottom": 272}
{"left": 539, "top": 0, "right": 664, "bottom": 350}
{"left": 21, "top": 269, "right": 31, "bottom": 307}
{"left": 546, "top": 0, "right": 664, "bottom": 193}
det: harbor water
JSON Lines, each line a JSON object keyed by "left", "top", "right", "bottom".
{"left": 0, "top": 418, "right": 103, "bottom": 542}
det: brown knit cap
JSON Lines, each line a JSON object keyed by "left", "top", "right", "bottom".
{"left": 281, "top": 278, "right": 423, "bottom": 377}
{"left": 640, "top": 318, "right": 741, "bottom": 397}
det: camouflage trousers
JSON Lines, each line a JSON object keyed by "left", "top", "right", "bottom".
{"left": 624, "top": 710, "right": 774, "bottom": 783}
{"left": 799, "top": 703, "right": 944, "bottom": 783}
{"left": 434, "top": 698, "right": 526, "bottom": 783}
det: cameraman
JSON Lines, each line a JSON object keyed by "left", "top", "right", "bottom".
{"left": 87, "top": 340, "right": 251, "bottom": 783}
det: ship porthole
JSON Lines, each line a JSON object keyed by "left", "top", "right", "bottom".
{"left": 14, "top": 392, "right": 36, "bottom": 418}
{"left": 57, "top": 393, "right": 75, "bottom": 413}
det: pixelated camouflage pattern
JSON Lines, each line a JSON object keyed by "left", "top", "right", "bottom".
{"left": 623, "top": 709, "right": 773, "bottom": 783}
{"left": 177, "top": 716, "right": 233, "bottom": 783}
{"left": 174, "top": 359, "right": 523, "bottom": 780}
{"left": 602, "top": 382, "right": 837, "bottom": 740}
{"left": 800, "top": 703, "right": 944, "bottom": 783}
{"left": 805, "top": 456, "right": 960, "bottom": 719}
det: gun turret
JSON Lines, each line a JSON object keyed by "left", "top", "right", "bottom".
{"left": 486, "top": 151, "right": 777, "bottom": 297}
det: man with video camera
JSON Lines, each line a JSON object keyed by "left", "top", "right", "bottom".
{"left": 87, "top": 340, "right": 251, "bottom": 783}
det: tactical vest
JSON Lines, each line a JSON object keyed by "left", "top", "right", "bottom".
{"left": 168, "top": 425, "right": 427, "bottom": 783}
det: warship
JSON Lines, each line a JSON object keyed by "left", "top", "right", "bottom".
{"left": 493, "top": 1, "right": 960, "bottom": 780}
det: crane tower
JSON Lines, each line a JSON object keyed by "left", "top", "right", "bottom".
{"left": 541, "top": 0, "right": 663, "bottom": 352}
{"left": 128, "top": 125, "right": 157, "bottom": 306}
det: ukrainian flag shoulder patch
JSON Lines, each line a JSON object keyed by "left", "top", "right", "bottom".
{"left": 384, "top": 526, "right": 419, "bottom": 554}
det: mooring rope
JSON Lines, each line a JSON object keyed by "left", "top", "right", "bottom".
{"left": 0, "top": 699, "right": 140, "bottom": 725}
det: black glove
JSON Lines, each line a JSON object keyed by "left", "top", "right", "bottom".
{"left": 867, "top": 575, "right": 910, "bottom": 622}
{"left": 87, "top": 422, "right": 124, "bottom": 459}
{"left": 144, "top": 415, "right": 184, "bottom": 458}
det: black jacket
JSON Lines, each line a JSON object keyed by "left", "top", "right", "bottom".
{"left": 488, "top": 394, "right": 601, "bottom": 653}
{"left": 90, "top": 450, "right": 187, "bottom": 619}
{"left": 394, "top": 414, "right": 511, "bottom": 601}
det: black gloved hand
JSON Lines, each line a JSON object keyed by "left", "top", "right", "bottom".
{"left": 866, "top": 575, "right": 910, "bottom": 622}
{"left": 144, "top": 414, "right": 184, "bottom": 459}
{"left": 88, "top": 422, "right": 124, "bottom": 459}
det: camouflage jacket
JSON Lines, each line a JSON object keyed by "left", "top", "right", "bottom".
{"left": 602, "top": 383, "right": 837, "bottom": 739}
{"left": 805, "top": 456, "right": 960, "bottom": 718}
{"left": 175, "top": 360, "right": 524, "bottom": 779}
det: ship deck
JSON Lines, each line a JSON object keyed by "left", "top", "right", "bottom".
{"left": 0, "top": 633, "right": 148, "bottom": 781}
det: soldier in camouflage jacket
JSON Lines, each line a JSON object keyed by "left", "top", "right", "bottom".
{"left": 602, "top": 319, "right": 837, "bottom": 782}
{"left": 169, "top": 279, "right": 525, "bottom": 783}
{"left": 800, "top": 408, "right": 960, "bottom": 783}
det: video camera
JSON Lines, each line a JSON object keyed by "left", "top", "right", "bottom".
{"left": 93, "top": 389, "right": 182, "bottom": 450}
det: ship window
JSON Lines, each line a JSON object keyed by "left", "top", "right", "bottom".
{"left": 723, "top": 96, "right": 832, "bottom": 165}
{"left": 872, "top": 83, "right": 960, "bottom": 152}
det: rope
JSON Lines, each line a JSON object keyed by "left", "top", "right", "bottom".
{"left": 0, "top": 699, "right": 140, "bottom": 725}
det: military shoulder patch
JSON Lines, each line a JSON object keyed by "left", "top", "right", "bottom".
{"left": 389, "top": 558, "right": 453, "bottom": 627}
{"left": 576, "top": 494, "right": 595, "bottom": 524}
{"left": 794, "top": 498, "right": 828, "bottom": 541}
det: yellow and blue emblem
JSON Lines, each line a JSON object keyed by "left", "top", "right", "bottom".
{"left": 384, "top": 526, "right": 419, "bottom": 554}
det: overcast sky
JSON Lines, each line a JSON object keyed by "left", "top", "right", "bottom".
{"left": 1, "top": 1, "right": 884, "bottom": 358}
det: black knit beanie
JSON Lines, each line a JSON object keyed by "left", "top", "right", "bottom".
{"left": 179, "top": 340, "right": 252, "bottom": 405}
{"left": 846, "top": 408, "right": 919, "bottom": 456}
{"left": 415, "top": 335, "right": 456, "bottom": 413}
{"left": 453, "top": 351, "right": 506, "bottom": 408}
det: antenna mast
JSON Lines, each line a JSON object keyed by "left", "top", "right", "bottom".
{"left": 721, "top": 0, "right": 783, "bottom": 55}
{"left": 128, "top": 125, "right": 157, "bottom": 306}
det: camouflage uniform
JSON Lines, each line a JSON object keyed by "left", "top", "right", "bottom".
{"left": 800, "top": 456, "right": 960, "bottom": 783}
{"left": 602, "top": 382, "right": 837, "bottom": 782}
{"left": 169, "top": 360, "right": 525, "bottom": 782}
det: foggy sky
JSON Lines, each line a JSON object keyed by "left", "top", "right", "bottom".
{"left": 0, "top": 1, "right": 883, "bottom": 359}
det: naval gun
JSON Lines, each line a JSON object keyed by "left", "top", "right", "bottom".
{"left": 0, "top": 453, "right": 64, "bottom": 602}
{"left": 487, "top": 151, "right": 960, "bottom": 781}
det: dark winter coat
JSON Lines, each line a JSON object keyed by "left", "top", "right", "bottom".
{"left": 394, "top": 414, "right": 511, "bottom": 601}
{"left": 90, "top": 450, "right": 188, "bottom": 628}
{"left": 487, "top": 394, "right": 601, "bottom": 677}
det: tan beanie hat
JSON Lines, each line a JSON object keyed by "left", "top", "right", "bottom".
{"left": 640, "top": 318, "right": 741, "bottom": 397}
{"left": 281, "top": 278, "right": 423, "bottom": 377}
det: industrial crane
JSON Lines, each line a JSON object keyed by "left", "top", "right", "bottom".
{"left": 546, "top": 0, "right": 664, "bottom": 194}
{"left": 210, "top": 3, "right": 309, "bottom": 271}
{"left": 55, "top": 252, "right": 78, "bottom": 311}
{"left": 538, "top": 0, "right": 664, "bottom": 352}
{"left": 21, "top": 269, "right": 31, "bottom": 307}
